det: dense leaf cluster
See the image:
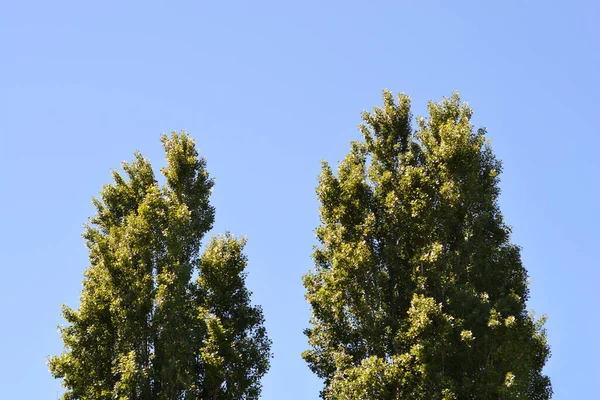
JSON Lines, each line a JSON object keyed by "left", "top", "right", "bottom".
{"left": 303, "top": 92, "right": 551, "bottom": 399}
{"left": 49, "top": 133, "right": 271, "bottom": 399}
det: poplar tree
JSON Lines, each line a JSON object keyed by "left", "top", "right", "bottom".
{"left": 49, "top": 132, "right": 271, "bottom": 399}
{"left": 303, "top": 92, "right": 551, "bottom": 399}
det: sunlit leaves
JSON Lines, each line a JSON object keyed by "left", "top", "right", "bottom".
{"left": 49, "top": 132, "right": 270, "bottom": 399}
{"left": 304, "top": 92, "right": 551, "bottom": 399}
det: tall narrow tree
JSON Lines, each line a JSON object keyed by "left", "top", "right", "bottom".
{"left": 303, "top": 91, "right": 551, "bottom": 399}
{"left": 49, "top": 132, "right": 271, "bottom": 399}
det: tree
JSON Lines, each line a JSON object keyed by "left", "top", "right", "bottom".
{"left": 303, "top": 91, "right": 551, "bottom": 399}
{"left": 49, "top": 132, "right": 271, "bottom": 400}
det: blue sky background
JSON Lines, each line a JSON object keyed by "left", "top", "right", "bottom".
{"left": 1, "top": 1, "right": 598, "bottom": 398}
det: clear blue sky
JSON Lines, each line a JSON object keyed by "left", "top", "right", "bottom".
{"left": 1, "top": 1, "right": 598, "bottom": 398}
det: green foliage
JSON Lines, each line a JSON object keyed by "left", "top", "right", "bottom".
{"left": 303, "top": 92, "right": 552, "bottom": 399}
{"left": 49, "top": 132, "right": 271, "bottom": 399}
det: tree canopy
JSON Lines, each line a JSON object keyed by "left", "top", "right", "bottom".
{"left": 303, "top": 91, "right": 551, "bottom": 399}
{"left": 49, "top": 132, "right": 271, "bottom": 399}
